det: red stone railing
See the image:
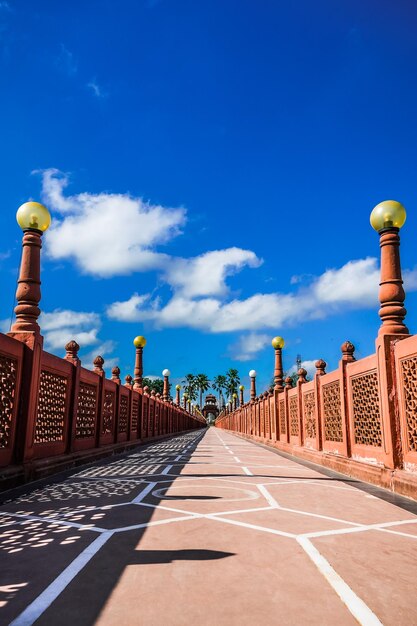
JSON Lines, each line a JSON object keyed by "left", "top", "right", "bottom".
{"left": 0, "top": 332, "right": 205, "bottom": 486}
{"left": 216, "top": 337, "right": 417, "bottom": 499}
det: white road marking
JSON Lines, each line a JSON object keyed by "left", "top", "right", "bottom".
{"left": 10, "top": 532, "right": 113, "bottom": 626}
{"left": 131, "top": 482, "right": 157, "bottom": 504}
{"left": 233, "top": 456, "right": 241, "bottom": 463}
{"left": 257, "top": 485, "right": 279, "bottom": 508}
{"left": 242, "top": 467, "right": 253, "bottom": 475}
{"left": 297, "top": 536, "right": 383, "bottom": 626}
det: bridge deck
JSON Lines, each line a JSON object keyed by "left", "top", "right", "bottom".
{"left": 2, "top": 429, "right": 417, "bottom": 625}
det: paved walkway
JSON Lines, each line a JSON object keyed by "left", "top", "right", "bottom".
{"left": 1, "top": 429, "right": 417, "bottom": 625}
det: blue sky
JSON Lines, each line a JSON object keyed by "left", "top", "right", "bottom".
{"left": 1, "top": 0, "right": 417, "bottom": 399}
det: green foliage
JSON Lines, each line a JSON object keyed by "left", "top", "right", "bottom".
{"left": 225, "top": 368, "right": 240, "bottom": 399}
{"left": 212, "top": 374, "right": 227, "bottom": 405}
{"left": 195, "top": 373, "right": 211, "bottom": 407}
{"left": 142, "top": 377, "right": 165, "bottom": 396}
{"left": 182, "top": 373, "right": 198, "bottom": 402}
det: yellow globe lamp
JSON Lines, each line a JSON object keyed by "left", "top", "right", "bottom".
{"left": 370, "top": 200, "right": 406, "bottom": 232}
{"left": 133, "top": 335, "right": 147, "bottom": 348}
{"left": 272, "top": 336, "right": 285, "bottom": 350}
{"left": 16, "top": 202, "right": 51, "bottom": 232}
{"left": 239, "top": 385, "right": 245, "bottom": 391}
{"left": 176, "top": 384, "right": 181, "bottom": 391}
{"left": 232, "top": 393, "right": 237, "bottom": 399}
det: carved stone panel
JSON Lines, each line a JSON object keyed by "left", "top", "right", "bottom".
{"left": 131, "top": 397, "right": 139, "bottom": 431}
{"left": 118, "top": 394, "right": 129, "bottom": 433}
{"left": 279, "top": 399, "right": 286, "bottom": 434}
{"left": 76, "top": 382, "right": 97, "bottom": 439}
{"left": 303, "top": 391, "right": 316, "bottom": 439}
{"left": 34, "top": 370, "right": 68, "bottom": 444}
{"left": 401, "top": 356, "right": 417, "bottom": 452}
{"left": 0, "top": 355, "right": 17, "bottom": 449}
{"left": 149, "top": 403, "right": 154, "bottom": 436}
{"left": 323, "top": 381, "right": 343, "bottom": 442}
{"left": 102, "top": 390, "right": 115, "bottom": 435}
{"left": 290, "top": 396, "right": 299, "bottom": 436}
{"left": 351, "top": 371, "right": 382, "bottom": 447}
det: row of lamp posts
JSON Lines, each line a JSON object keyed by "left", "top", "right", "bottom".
{"left": 6, "top": 199, "right": 410, "bottom": 414}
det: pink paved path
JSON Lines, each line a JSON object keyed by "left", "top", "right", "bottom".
{"left": 1, "top": 429, "right": 417, "bottom": 625}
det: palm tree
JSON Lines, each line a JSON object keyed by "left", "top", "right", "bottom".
{"left": 195, "top": 373, "right": 210, "bottom": 407}
{"left": 212, "top": 374, "right": 227, "bottom": 406}
{"left": 225, "top": 368, "right": 240, "bottom": 401}
{"left": 182, "top": 373, "right": 198, "bottom": 402}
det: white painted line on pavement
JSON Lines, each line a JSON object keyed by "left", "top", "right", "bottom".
{"left": 131, "top": 482, "right": 157, "bottom": 504}
{"left": 10, "top": 531, "right": 113, "bottom": 626}
{"left": 297, "top": 536, "right": 383, "bottom": 626}
{"left": 257, "top": 485, "right": 279, "bottom": 508}
{"left": 242, "top": 467, "right": 253, "bottom": 475}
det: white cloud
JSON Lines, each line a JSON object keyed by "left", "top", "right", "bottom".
{"left": 55, "top": 44, "right": 77, "bottom": 76}
{"left": 38, "top": 169, "right": 261, "bottom": 296}
{"left": 38, "top": 309, "right": 114, "bottom": 362}
{"left": 107, "top": 255, "right": 414, "bottom": 333}
{"left": 229, "top": 332, "right": 270, "bottom": 361}
{"left": 87, "top": 79, "right": 107, "bottom": 98}
{"left": 40, "top": 309, "right": 100, "bottom": 332}
{"left": 107, "top": 293, "right": 155, "bottom": 322}
{"left": 286, "top": 360, "right": 317, "bottom": 380}
{"left": 312, "top": 257, "right": 379, "bottom": 306}
{"left": 38, "top": 169, "right": 185, "bottom": 277}
{"left": 165, "top": 248, "right": 262, "bottom": 297}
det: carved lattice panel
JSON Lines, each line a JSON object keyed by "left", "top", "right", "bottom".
{"left": 400, "top": 356, "right": 417, "bottom": 452}
{"left": 131, "top": 397, "right": 139, "bottom": 431}
{"left": 142, "top": 402, "right": 148, "bottom": 435}
{"left": 303, "top": 391, "right": 316, "bottom": 439}
{"left": 290, "top": 396, "right": 299, "bottom": 436}
{"left": 351, "top": 371, "right": 382, "bottom": 447}
{"left": 323, "top": 381, "right": 343, "bottom": 442}
{"left": 265, "top": 401, "right": 270, "bottom": 436}
{"left": 34, "top": 370, "right": 68, "bottom": 443}
{"left": 0, "top": 355, "right": 17, "bottom": 449}
{"left": 76, "top": 382, "right": 97, "bottom": 439}
{"left": 102, "top": 390, "right": 115, "bottom": 435}
{"left": 279, "top": 399, "right": 286, "bottom": 434}
{"left": 155, "top": 403, "right": 160, "bottom": 435}
{"left": 118, "top": 395, "right": 129, "bottom": 433}
{"left": 260, "top": 404, "right": 265, "bottom": 435}
{"left": 149, "top": 403, "right": 154, "bottom": 435}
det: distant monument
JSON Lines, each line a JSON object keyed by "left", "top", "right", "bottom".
{"left": 201, "top": 394, "right": 220, "bottom": 423}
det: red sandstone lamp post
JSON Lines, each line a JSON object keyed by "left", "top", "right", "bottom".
{"left": 175, "top": 384, "right": 181, "bottom": 404}
{"left": 239, "top": 384, "right": 245, "bottom": 406}
{"left": 271, "top": 336, "right": 285, "bottom": 391}
{"left": 370, "top": 200, "right": 409, "bottom": 336}
{"left": 232, "top": 393, "right": 238, "bottom": 410}
{"left": 162, "top": 368, "right": 170, "bottom": 401}
{"left": 133, "top": 335, "right": 146, "bottom": 389}
{"left": 10, "top": 202, "right": 52, "bottom": 344}
{"left": 249, "top": 369, "right": 257, "bottom": 400}
{"left": 183, "top": 392, "right": 188, "bottom": 410}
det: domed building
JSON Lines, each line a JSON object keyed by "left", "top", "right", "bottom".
{"left": 201, "top": 394, "right": 220, "bottom": 424}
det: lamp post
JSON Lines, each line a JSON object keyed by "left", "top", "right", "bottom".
{"left": 249, "top": 370, "right": 257, "bottom": 401}
{"left": 239, "top": 384, "right": 245, "bottom": 406}
{"left": 370, "top": 200, "right": 409, "bottom": 336}
{"left": 183, "top": 393, "right": 188, "bottom": 410}
{"left": 175, "top": 384, "right": 181, "bottom": 405}
{"left": 10, "top": 202, "right": 51, "bottom": 343}
{"left": 133, "top": 336, "right": 146, "bottom": 389}
{"left": 162, "top": 368, "right": 171, "bottom": 401}
{"left": 232, "top": 393, "right": 238, "bottom": 410}
{"left": 271, "top": 336, "right": 285, "bottom": 391}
